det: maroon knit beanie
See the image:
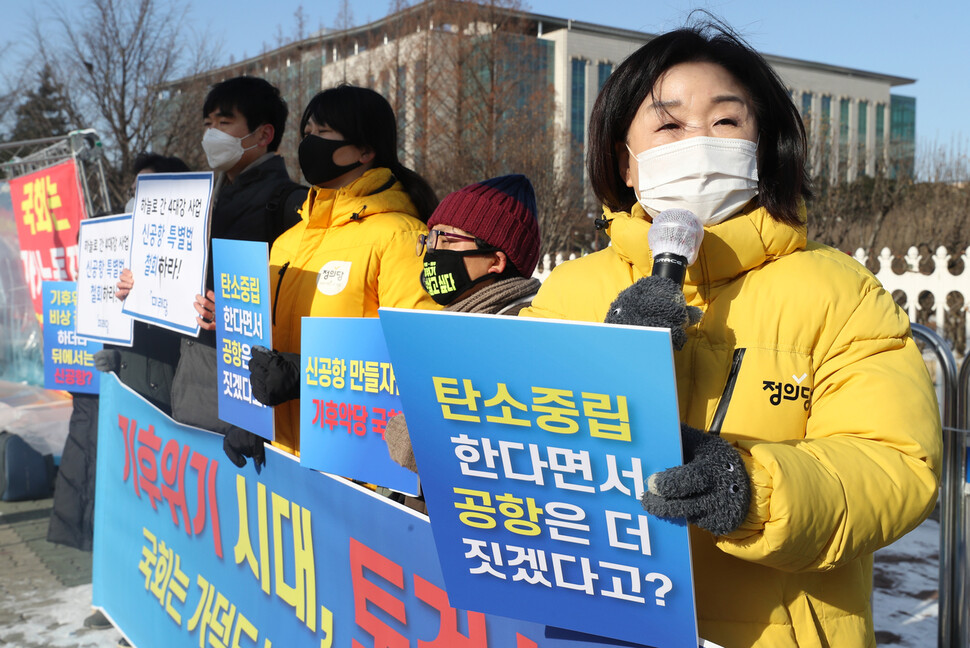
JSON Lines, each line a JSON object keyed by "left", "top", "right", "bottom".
{"left": 427, "top": 174, "right": 540, "bottom": 277}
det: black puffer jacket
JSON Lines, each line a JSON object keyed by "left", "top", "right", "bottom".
{"left": 112, "top": 321, "right": 182, "bottom": 415}
{"left": 199, "top": 154, "right": 305, "bottom": 347}
{"left": 47, "top": 393, "right": 99, "bottom": 551}
{"left": 206, "top": 155, "right": 305, "bottom": 287}
{"left": 171, "top": 155, "right": 305, "bottom": 432}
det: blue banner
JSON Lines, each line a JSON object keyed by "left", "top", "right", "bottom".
{"left": 299, "top": 317, "right": 418, "bottom": 495}
{"left": 42, "top": 280, "right": 101, "bottom": 394}
{"left": 212, "top": 238, "right": 274, "bottom": 440}
{"left": 94, "top": 373, "right": 695, "bottom": 648}
{"left": 379, "top": 309, "right": 697, "bottom": 648}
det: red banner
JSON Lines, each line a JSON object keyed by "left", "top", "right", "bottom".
{"left": 10, "top": 159, "right": 87, "bottom": 319}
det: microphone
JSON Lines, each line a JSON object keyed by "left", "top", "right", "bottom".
{"left": 648, "top": 209, "right": 704, "bottom": 287}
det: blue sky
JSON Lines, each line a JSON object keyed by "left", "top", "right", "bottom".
{"left": 2, "top": 0, "right": 967, "bottom": 161}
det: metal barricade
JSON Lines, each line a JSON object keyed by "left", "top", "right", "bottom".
{"left": 951, "top": 348, "right": 970, "bottom": 648}
{"left": 909, "top": 323, "right": 967, "bottom": 648}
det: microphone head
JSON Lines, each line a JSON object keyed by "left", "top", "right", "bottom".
{"left": 648, "top": 209, "right": 704, "bottom": 265}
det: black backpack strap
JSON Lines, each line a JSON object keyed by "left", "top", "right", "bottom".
{"left": 265, "top": 181, "right": 308, "bottom": 243}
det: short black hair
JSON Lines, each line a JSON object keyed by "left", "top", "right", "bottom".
{"left": 299, "top": 85, "right": 438, "bottom": 221}
{"left": 202, "top": 76, "right": 287, "bottom": 152}
{"left": 587, "top": 22, "right": 811, "bottom": 226}
{"left": 133, "top": 152, "right": 190, "bottom": 174}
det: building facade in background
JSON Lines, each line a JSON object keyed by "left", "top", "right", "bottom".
{"left": 540, "top": 17, "right": 917, "bottom": 184}
{"left": 162, "top": 0, "right": 918, "bottom": 251}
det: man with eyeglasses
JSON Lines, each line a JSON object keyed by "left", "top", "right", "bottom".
{"left": 385, "top": 174, "right": 542, "bottom": 481}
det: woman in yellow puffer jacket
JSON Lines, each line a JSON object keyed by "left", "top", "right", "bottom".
{"left": 521, "top": 25, "right": 941, "bottom": 648}
{"left": 247, "top": 85, "right": 440, "bottom": 456}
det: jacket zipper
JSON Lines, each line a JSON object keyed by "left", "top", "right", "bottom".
{"left": 709, "top": 348, "right": 745, "bottom": 435}
{"left": 272, "top": 261, "right": 290, "bottom": 327}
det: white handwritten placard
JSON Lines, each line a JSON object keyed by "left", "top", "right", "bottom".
{"left": 121, "top": 172, "right": 213, "bottom": 335}
{"left": 76, "top": 214, "right": 134, "bottom": 345}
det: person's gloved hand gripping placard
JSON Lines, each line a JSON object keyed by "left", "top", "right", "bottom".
{"left": 248, "top": 346, "right": 301, "bottom": 407}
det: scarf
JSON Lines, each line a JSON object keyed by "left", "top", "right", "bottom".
{"left": 444, "top": 276, "right": 542, "bottom": 314}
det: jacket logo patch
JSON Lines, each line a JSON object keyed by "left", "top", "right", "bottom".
{"left": 316, "top": 261, "right": 352, "bottom": 296}
{"left": 763, "top": 380, "right": 811, "bottom": 411}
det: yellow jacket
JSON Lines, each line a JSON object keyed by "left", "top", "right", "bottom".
{"left": 269, "top": 168, "right": 439, "bottom": 454}
{"left": 521, "top": 203, "right": 941, "bottom": 648}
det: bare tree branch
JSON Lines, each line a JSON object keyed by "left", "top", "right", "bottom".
{"left": 352, "top": 0, "right": 589, "bottom": 259}
{"left": 22, "top": 0, "right": 220, "bottom": 203}
{"left": 335, "top": 0, "right": 356, "bottom": 30}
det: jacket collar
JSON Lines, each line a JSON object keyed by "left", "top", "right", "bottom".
{"left": 236, "top": 152, "right": 280, "bottom": 181}
{"left": 303, "top": 167, "right": 407, "bottom": 228}
{"left": 214, "top": 154, "right": 285, "bottom": 198}
{"left": 606, "top": 201, "right": 807, "bottom": 287}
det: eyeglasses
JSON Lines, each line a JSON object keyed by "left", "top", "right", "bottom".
{"left": 416, "top": 229, "right": 481, "bottom": 256}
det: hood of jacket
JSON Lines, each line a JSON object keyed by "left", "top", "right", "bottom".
{"left": 300, "top": 167, "right": 411, "bottom": 229}
{"left": 604, "top": 201, "right": 807, "bottom": 293}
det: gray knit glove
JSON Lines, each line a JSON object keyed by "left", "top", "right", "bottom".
{"left": 384, "top": 414, "right": 417, "bottom": 473}
{"left": 604, "top": 276, "right": 703, "bottom": 351}
{"left": 93, "top": 349, "right": 121, "bottom": 373}
{"left": 641, "top": 425, "right": 751, "bottom": 536}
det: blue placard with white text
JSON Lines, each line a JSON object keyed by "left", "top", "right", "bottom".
{"left": 379, "top": 308, "right": 698, "bottom": 648}
{"left": 300, "top": 317, "right": 419, "bottom": 495}
{"left": 42, "top": 280, "right": 102, "bottom": 394}
{"left": 95, "top": 373, "right": 708, "bottom": 648}
{"left": 212, "top": 238, "right": 274, "bottom": 440}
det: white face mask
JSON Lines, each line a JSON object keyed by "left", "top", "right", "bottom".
{"left": 627, "top": 136, "right": 759, "bottom": 226}
{"left": 201, "top": 127, "right": 258, "bottom": 171}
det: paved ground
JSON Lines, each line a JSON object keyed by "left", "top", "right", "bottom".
{"left": 0, "top": 498, "right": 122, "bottom": 648}
{"left": 0, "top": 497, "right": 943, "bottom": 648}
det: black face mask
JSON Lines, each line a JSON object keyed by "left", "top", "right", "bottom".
{"left": 298, "top": 135, "right": 363, "bottom": 186}
{"left": 420, "top": 249, "right": 495, "bottom": 306}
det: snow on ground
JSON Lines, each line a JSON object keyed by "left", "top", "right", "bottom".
{"left": 0, "top": 583, "right": 121, "bottom": 648}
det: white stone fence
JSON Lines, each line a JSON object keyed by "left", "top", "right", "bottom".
{"left": 852, "top": 246, "right": 970, "bottom": 332}
{"left": 532, "top": 252, "right": 576, "bottom": 283}
{"left": 534, "top": 246, "right": 970, "bottom": 353}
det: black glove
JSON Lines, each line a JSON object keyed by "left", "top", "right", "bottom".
{"left": 223, "top": 427, "right": 266, "bottom": 469}
{"left": 641, "top": 425, "right": 750, "bottom": 536}
{"left": 604, "top": 276, "right": 703, "bottom": 351}
{"left": 248, "top": 346, "right": 300, "bottom": 406}
{"left": 93, "top": 349, "right": 121, "bottom": 373}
